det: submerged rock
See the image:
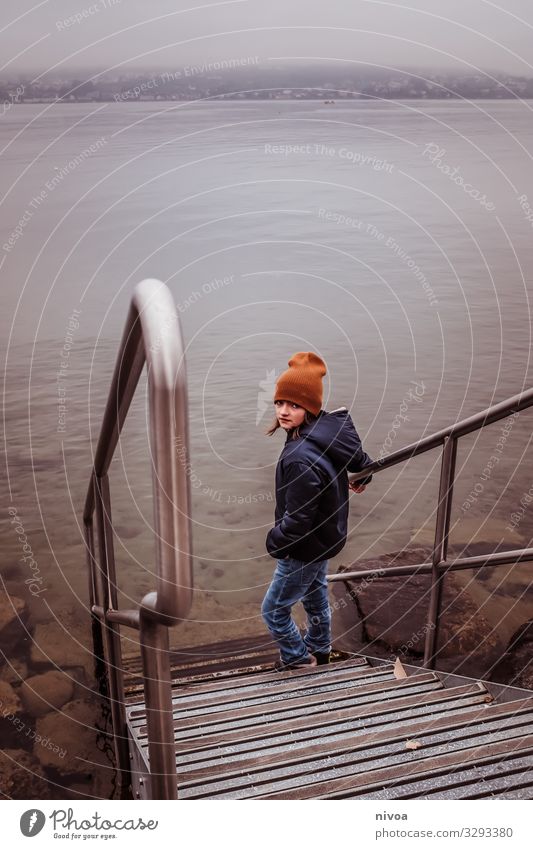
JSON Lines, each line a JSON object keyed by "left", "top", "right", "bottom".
{"left": 34, "top": 698, "right": 110, "bottom": 775}
{"left": 335, "top": 545, "right": 504, "bottom": 676}
{"left": 2, "top": 562, "right": 23, "bottom": 580}
{"left": 0, "top": 680, "right": 23, "bottom": 715}
{"left": 30, "top": 622, "right": 95, "bottom": 678}
{"left": 20, "top": 670, "right": 74, "bottom": 717}
{"left": 0, "top": 591, "right": 30, "bottom": 648}
{"left": 0, "top": 748, "right": 52, "bottom": 799}
{"left": 0, "top": 658, "right": 28, "bottom": 685}
{"left": 491, "top": 619, "right": 533, "bottom": 691}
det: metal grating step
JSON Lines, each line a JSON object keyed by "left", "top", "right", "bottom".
{"left": 419, "top": 763, "right": 533, "bottom": 800}
{"left": 172, "top": 687, "right": 492, "bottom": 782}
{"left": 123, "top": 636, "right": 363, "bottom": 692}
{"left": 128, "top": 659, "right": 384, "bottom": 721}
{"left": 123, "top": 640, "right": 533, "bottom": 799}
{"left": 324, "top": 741, "right": 533, "bottom": 801}
{"left": 122, "top": 635, "right": 278, "bottom": 675}
{"left": 126, "top": 655, "right": 370, "bottom": 708}
{"left": 124, "top": 640, "right": 365, "bottom": 698}
{"left": 164, "top": 674, "right": 444, "bottom": 742}
{"left": 171, "top": 699, "right": 533, "bottom": 799}
{"left": 167, "top": 682, "right": 488, "bottom": 763}
{"left": 123, "top": 636, "right": 281, "bottom": 695}
{"left": 254, "top": 712, "right": 533, "bottom": 801}
{"left": 131, "top": 670, "right": 394, "bottom": 732}
{"left": 347, "top": 752, "right": 533, "bottom": 800}
{"left": 127, "top": 671, "right": 443, "bottom": 743}
{"left": 486, "top": 787, "right": 533, "bottom": 799}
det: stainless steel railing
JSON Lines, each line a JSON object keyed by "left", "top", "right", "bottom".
{"left": 333, "top": 385, "right": 533, "bottom": 668}
{"left": 84, "top": 280, "right": 533, "bottom": 794}
{"left": 83, "top": 279, "right": 193, "bottom": 800}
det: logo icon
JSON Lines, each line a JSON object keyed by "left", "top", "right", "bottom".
{"left": 256, "top": 368, "right": 277, "bottom": 426}
{"left": 20, "top": 810, "right": 46, "bottom": 837}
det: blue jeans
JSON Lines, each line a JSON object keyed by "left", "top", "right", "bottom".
{"left": 261, "top": 556, "right": 331, "bottom": 665}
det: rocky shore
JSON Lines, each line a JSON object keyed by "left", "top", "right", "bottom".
{"left": 0, "top": 587, "right": 116, "bottom": 800}
{"left": 0, "top": 574, "right": 271, "bottom": 800}
{"left": 2, "top": 534, "right": 531, "bottom": 799}
{"left": 330, "top": 542, "right": 533, "bottom": 686}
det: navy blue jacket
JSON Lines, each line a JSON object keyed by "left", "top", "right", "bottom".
{"left": 266, "top": 408, "right": 373, "bottom": 564}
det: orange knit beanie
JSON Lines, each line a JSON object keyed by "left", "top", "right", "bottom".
{"left": 274, "top": 351, "right": 327, "bottom": 416}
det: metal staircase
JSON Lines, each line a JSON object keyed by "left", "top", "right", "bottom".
{"left": 121, "top": 636, "right": 533, "bottom": 800}
{"left": 83, "top": 279, "right": 533, "bottom": 800}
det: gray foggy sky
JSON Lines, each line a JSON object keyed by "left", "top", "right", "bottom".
{"left": 2, "top": 0, "right": 533, "bottom": 77}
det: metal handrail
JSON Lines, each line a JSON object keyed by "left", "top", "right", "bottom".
{"left": 332, "top": 384, "right": 533, "bottom": 668}
{"left": 84, "top": 277, "right": 193, "bottom": 622}
{"left": 347, "top": 385, "right": 533, "bottom": 484}
{"left": 85, "top": 280, "right": 533, "bottom": 794}
{"left": 83, "top": 279, "right": 193, "bottom": 800}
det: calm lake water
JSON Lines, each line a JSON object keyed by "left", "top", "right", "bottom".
{"left": 1, "top": 100, "right": 533, "bottom": 796}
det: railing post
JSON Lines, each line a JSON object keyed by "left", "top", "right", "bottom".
{"left": 84, "top": 513, "right": 105, "bottom": 676}
{"left": 139, "top": 601, "right": 178, "bottom": 800}
{"left": 82, "top": 280, "right": 194, "bottom": 799}
{"left": 94, "top": 473, "right": 132, "bottom": 794}
{"left": 423, "top": 435, "right": 458, "bottom": 668}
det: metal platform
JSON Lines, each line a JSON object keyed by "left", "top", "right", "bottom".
{"left": 83, "top": 282, "right": 533, "bottom": 800}
{"left": 122, "top": 637, "right": 533, "bottom": 800}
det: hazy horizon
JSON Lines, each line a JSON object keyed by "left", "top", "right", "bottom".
{"left": 2, "top": 0, "right": 533, "bottom": 78}
{"left": 4, "top": 61, "right": 533, "bottom": 84}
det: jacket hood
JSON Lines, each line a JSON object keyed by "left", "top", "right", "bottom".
{"left": 289, "top": 407, "right": 369, "bottom": 471}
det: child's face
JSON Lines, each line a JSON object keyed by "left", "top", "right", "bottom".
{"left": 274, "top": 399, "right": 306, "bottom": 430}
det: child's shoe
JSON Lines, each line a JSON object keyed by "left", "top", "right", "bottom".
{"left": 311, "top": 651, "right": 331, "bottom": 665}
{"left": 273, "top": 653, "right": 318, "bottom": 672}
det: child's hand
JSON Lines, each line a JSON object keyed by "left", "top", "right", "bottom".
{"left": 349, "top": 481, "right": 367, "bottom": 494}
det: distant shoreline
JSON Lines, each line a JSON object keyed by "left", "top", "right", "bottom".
{"left": 7, "top": 97, "right": 533, "bottom": 104}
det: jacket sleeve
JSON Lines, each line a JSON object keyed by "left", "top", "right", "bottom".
{"left": 266, "top": 461, "right": 323, "bottom": 559}
{"left": 345, "top": 417, "right": 374, "bottom": 485}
